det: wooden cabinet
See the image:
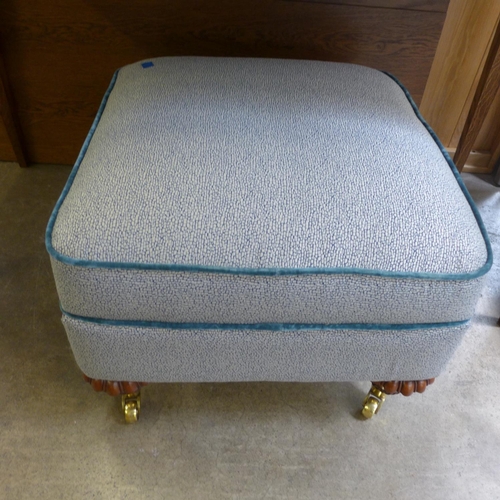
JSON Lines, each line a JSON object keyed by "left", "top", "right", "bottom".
{"left": 421, "top": 0, "right": 500, "bottom": 173}
{"left": 5, "top": 0, "right": 498, "bottom": 171}
{"left": 0, "top": 0, "right": 449, "bottom": 166}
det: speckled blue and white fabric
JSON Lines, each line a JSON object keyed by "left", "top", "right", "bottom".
{"left": 47, "top": 57, "right": 491, "bottom": 381}
{"left": 62, "top": 315, "right": 470, "bottom": 382}
{"left": 51, "top": 260, "right": 486, "bottom": 324}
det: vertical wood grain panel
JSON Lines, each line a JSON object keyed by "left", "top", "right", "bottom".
{"left": 473, "top": 87, "right": 500, "bottom": 151}
{"left": 487, "top": 129, "right": 500, "bottom": 171}
{"left": 452, "top": 16, "right": 500, "bottom": 171}
{"left": 449, "top": 17, "right": 500, "bottom": 150}
{"left": 420, "top": 0, "right": 500, "bottom": 147}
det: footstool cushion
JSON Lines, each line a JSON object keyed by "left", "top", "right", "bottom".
{"left": 46, "top": 57, "right": 491, "bottom": 382}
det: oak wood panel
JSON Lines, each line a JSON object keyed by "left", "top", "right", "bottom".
{"left": 420, "top": 0, "right": 500, "bottom": 147}
{"left": 453, "top": 17, "right": 500, "bottom": 171}
{"left": 449, "top": 17, "right": 500, "bottom": 151}
{"left": 0, "top": 0, "right": 446, "bottom": 165}
{"left": 470, "top": 83, "right": 500, "bottom": 151}
{"left": 487, "top": 131, "right": 500, "bottom": 171}
{"left": 454, "top": 21, "right": 500, "bottom": 173}
{"left": 446, "top": 148, "right": 492, "bottom": 174}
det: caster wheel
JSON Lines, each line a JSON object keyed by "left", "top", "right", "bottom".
{"left": 362, "top": 396, "right": 380, "bottom": 419}
{"left": 124, "top": 401, "right": 139, "bottom": 423}
{"left": 361, "top": 386, "right": 386, "bottom": 419}
{"left": 122, "top": 392, "right": 141, "bottom": 424}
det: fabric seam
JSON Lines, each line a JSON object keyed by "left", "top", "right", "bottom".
{"left": 61, "top": 308, "right": 469, "bottom": 331}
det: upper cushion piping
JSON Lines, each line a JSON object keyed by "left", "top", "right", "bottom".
{"left": 45, "top": 60, "right": 492, "bottom": 281}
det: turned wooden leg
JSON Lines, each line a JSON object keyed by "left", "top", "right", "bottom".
{"left": 83, "top": 374, "right": 147, "bottom": 423}
{"left": 362, "top": 378, "right": 435, "bottom": 419}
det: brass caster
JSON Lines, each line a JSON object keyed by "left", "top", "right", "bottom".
{"left": 362, "top": 386, "right": 386, "bottom": 419}
{"left": 122, "top": 391, "right": 141, "bottom": 424}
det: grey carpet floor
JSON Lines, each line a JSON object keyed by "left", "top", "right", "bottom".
{"left": 1, "top": 163, "right": 499, "bottom": 499}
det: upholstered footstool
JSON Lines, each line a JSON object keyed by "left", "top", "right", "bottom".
{"left": 46, "top": 57, "right": 491, "bottom": 422}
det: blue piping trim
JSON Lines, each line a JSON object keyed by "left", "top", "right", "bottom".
{"left": 61, "top": 308, "right": 469, "bottom": 331}
{"left": 45, "top": 63, "right": 492, "bottom": 281}
{"left": 382, "top": 71, "right": 493, "bottom": 279}
{"left": 45, "top": 70, "right": 120, "bottom": 260}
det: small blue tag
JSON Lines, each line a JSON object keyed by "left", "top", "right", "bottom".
{"left": 141, "top": 61, "right": 154, "bottom": 69}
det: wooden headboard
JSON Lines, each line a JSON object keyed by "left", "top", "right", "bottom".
{"left": 0, "top": 0, "right": 449, "bottom": 165}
